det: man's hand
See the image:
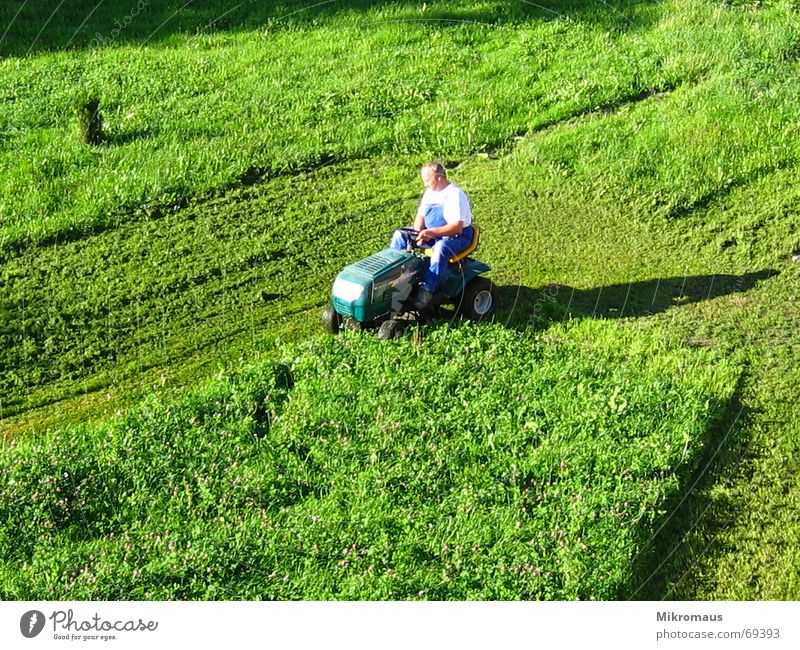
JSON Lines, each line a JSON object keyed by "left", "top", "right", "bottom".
{"left": 415, "top": 222, "right": 464, "bottom": 245}
{"left": 416, "top": 229, "right": 433, "bottom": 245}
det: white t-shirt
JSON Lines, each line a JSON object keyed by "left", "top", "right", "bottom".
{"left": 418, "top": 182, "right": 473, "bottom": 228}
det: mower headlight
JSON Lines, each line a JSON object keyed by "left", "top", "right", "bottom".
{"left": 332, "top": 278, "right": 366, "bottom": 302}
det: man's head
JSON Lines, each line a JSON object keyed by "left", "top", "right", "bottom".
{"left": 420, "top": 162, "right": 449, "bottom": 191}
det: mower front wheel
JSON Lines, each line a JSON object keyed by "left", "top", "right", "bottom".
{"left": 343, "top": 317, "right": 362, "bottom": 332}
{"left": 460, "top": 278, "right": 496, "bottom": 322}
{"left": 321, "top": 302, "right": 342, "bottom": 334}
{"left": 377, "top": 318, "right": 407, "bottom": 340}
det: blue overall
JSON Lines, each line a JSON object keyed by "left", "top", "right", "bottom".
{"left": 389, "top": 204, "right": 474, "bottom": 292}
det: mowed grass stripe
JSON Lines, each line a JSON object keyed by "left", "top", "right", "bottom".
{"left": 0, "top": 158, "right": 412, "bottom": 424}
{"left": 4, "top": 62, "right": 799, "bottom": 433}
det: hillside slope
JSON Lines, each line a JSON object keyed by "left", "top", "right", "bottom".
{"left": 1, "top": 0, "right": 798, "bottom": 599}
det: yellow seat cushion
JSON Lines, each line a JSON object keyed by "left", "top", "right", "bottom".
{"left": 423, "top": 225, "right": 480, "bottom": 264}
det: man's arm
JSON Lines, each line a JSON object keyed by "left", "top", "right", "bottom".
{"left": 413, "top": 211, "right": 425, "bottom": 232}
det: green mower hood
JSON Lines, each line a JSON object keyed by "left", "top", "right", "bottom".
{"left": 331, "top": 249, "right": 421, "bottom": 322}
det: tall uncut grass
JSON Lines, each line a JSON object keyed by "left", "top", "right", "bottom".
{"left": 2, "top": 0, "right": 798, "bottom": 251}
{"left": 0, "top": 321, "right": 737, "bottom": 599}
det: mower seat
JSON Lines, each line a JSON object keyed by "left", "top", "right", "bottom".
{"left": 424, "top": 225, "right": 480, "bottom": 264}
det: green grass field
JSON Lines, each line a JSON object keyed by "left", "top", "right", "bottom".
{"left": 1, "top": 0, "right": 799, "bottom": 599}
{"left": 0, "top": 322, "right": 738, "bottom": 599}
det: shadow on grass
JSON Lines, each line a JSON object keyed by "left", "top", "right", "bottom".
{"left": 1, "top": 0, "right": 663, "bottom": 58}
{"left": 493, "top": 269, "right": 775, "bottom": 600}
{"left": 626, "top": 377, "right": 754, "bottom": 600}
{"left": 105, "top": 127, "right": 158, "bottom": 146}
{"left": 496, "top": 269, "right": 779, "bottom": 330}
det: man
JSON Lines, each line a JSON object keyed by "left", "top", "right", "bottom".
{"left": 389, "top": 162, "right": 475, "bottom": 309}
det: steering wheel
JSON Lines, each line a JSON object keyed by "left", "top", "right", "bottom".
{"left": 396, "top": 226, "right": 425, "bottom": 249}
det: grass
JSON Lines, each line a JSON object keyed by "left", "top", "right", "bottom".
{"left": 0, "top": 321, "right": 737, "bottom": 599}
{"left": 0, "top": 0, "right": 684, "bottom": 250}
{"left": 1, "top": 0, "right": 799, "bottom": 599}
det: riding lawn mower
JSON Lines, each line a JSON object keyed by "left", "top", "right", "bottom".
{"left": 322, "top": 226, "right": 496, "bottom": 339}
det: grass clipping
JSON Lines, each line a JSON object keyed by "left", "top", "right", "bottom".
{"left": 0, "top": 321, "right": 737, "bottom": 600}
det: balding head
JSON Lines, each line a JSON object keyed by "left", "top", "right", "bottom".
{"left": 420, "top": 162, "right": 449, "bottom": 191}
{"left": 421, "top": 162, "right": 447, "bottom": 179}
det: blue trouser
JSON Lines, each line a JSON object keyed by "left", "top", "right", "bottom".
{"left": 389, "top": 225, "right": 474, "bottom": 292}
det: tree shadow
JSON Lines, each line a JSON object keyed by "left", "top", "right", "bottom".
{"left": 104, "top": 127, "right": 158, "bottom": 146}
{"left": 1, "top": 0, "right": 664, "bottom": 58}
{"left": 493, "top": 268, "right": 776, "bottom": 600}
{"left": 623, "top": 398, "right": 754, "bottom": 600}
{"left": 626, "top": 378, "right": 755, "bottom": 600}
{"left": 496, "top": 269, "right": 779, "bottom": 330}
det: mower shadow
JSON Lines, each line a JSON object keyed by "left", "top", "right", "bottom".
{"left": 495, "top": 269, "right": 778, "bottom": 330}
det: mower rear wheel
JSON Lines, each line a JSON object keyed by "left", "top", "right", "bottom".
{"left": 321, "top": 302, "right": 342, "bottom": 334}
{"left": 460, "top": 278, "right": 496, "bottom": 321}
